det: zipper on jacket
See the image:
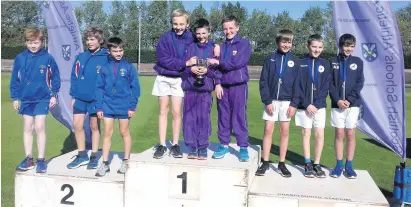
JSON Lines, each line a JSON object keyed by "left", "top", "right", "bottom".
{"left": 276, "top": 55, "right": 284, "bottom": 100}
{"left": 311, "top": 59, "right": 314, "bottom": 104}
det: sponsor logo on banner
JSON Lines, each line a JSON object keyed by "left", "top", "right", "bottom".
{"left": 362, "top": 43, "right": 378, "bottom": 62}
{"left": 62, "top": 45, "right": 71, "bottom": 61}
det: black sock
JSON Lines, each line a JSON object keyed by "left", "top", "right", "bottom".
{"left": 278, "top": 162, "right": 285, "bottom": 167}
{"left": 103, "top": 161, "right": 109, "bottom": 166}
{"left": 123, "top": 158, "right": 129, "bottom": 161}
{"left": 262, "top": 160, "right": 269, "bottom": 165}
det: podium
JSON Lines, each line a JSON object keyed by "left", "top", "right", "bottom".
{"left": 247, "top": 163, "right": 389, "bottom": 207}
{"left": 124, "top": 142, "right": 261, "bottom": 207}
{"left": 15, "top": 151, "right": 125, "bottom": 207}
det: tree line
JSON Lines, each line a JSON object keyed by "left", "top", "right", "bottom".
{"left": 1, "top": 1, "right": 410, "bottom": 66}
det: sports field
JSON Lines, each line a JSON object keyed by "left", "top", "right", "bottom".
{"left": 1, "top": 73, "right": 410, "bottom": 206}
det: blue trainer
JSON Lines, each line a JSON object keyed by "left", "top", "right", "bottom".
{"left": 36, "top": 158, "right": 47, "bottom": 173}
{"left": 198, "top": 148, "right": 208, "bottom": 160}
{"left": 187, "top": 147, "right": 198, "bottom": 159}
{"left": 16, "top": 156, "right": 34, "bottom": 171}
{"left": 67, "top": 155, "right": 89, "bottom": 169}
{"left": 330, "top": 167, "right": 343, "bottom": 178}
{"left": 212, "top": 144, "right": 229, "bottom": 159}
{"left": 239, "top": 147, "right": 249, "bottom": 162}
{"left": 87, "top": 156, "right": 99, "bottom": 169}
{"left": 345, "top": 168, "right": 357, "bottom": 179}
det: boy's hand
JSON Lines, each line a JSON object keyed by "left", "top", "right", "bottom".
{"left": 13, "top": 100, "right": 19, "bottom": 111}
{"left": 186, "top": 56, "right": 198, "bottom": 67}
{"left": 71, "top": 99, "right": 75, "bottom": 109}
{"left": 337, "top": 100, "right": 349, "bottom": 109}
{"left": 97, "top": 111, "right": 104, "bottom": 119}
{"left": 344, "top": 100, "right": 350, "bottom": 107}
{"left": 265, "top": 104, "right": 274, "bottom": 116}
{"left": 213, "top": 44, "right": 220, "bottom": 57}
{"left": 207, "top": 58, "right": 219, "bottom": 65}
{"left": 49, "top": 97, "right": 57, "bottom": 108}
{"left": 215, "top": 84, "right": 223, "bottom": 99}
{"left": 191, "top": 66, "right": 201, "bottom": 75}
{"left": 306, "top": 104, "right": 318, "bottom": 116}
{"left": 287, "top": 106, "right": 296, "bottom": 118}
{"left": 128, "top": 110, "right": 135, "bottom": 118}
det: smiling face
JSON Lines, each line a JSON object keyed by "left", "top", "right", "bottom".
{"left": 195, "top": 27, "right": 210, "bottom": 43}
{"left": 340, "top": 44, "right": 355, "bottom": 56}
{"left": 25, "top": 38, "right": 42, "bottom": 53}
{"left": 86, "top": 36, "right": 102, "bottom": 51}
{"left": 307, "top": 40, "right": 324, "bottom": 58}
{"left": 278, "top": 38, "right": 293, "bottom": 53}
{"left": 222, "top": 20, "right": 239, "bottom": 40}
{"left": 172, "top": 16, "right": 189, "bottom": 35}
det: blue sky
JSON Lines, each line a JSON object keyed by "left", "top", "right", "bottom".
{"left": 71, "top": 1, "right": 409, "bottom": 19}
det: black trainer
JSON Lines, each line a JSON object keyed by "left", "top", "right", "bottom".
{"left": 313, "top": 164, "right": 326, "bottom": 178}
{"left": 170, "top": 144, "right": 183, "bottom": 158}
{"left": 153, "top": 145, "right": 167, "bottom": 159}
{"left": 255, "top": 162, "right": 269, "bottom": 176}
{"left": 278, "top": 163, "right": 292, "bottom": 177}
{"left": 304, "top": 162, "right": 315, "bottom": 178}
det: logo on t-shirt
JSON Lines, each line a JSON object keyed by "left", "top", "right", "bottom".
{"left": 288, "top": 60, "right": 294, "bottom": 67}
{"left": 350, "top": 63, "right": 357, "bottom": 70}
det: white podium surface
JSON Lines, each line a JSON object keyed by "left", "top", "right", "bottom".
{"left": 15, "top": 150, "right": 125, "bottom": 207}
{"left": 124, "top": 142, "right": 261, "bottom": 207}
{"left": 248, "top": 163, "right": 389, "bottom": 207}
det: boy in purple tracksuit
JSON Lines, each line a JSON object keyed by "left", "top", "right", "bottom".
{"left": 151, "top": 9, "right": 197, "bottom": 159}
{"left": 329, "top": 34, "right": 364, "bottom": 179}
{"left": 182, "top": 18, "right": 221, "bottom": 160}
{"left": 67, "top": 27, "right": 109, "bottom": 169}
{"left": 207, "top": 15, "right": 252, "bottom": 162}
{"left": 256, "top": 29, "right": 300, "bottom": 177}
{"left": 95, "top": 37, "right": 140, "bottom": 177}
{"left": 294, "top": 34, "right": 331, "bottom": 178}
{"left": 10, "top": 28, "right": 61, "bottom": 173}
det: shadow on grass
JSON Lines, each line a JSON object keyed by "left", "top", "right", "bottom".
{"left": 248, "top": 136, "right": 305, "bottom": 166}
{"left": 363, "top": 137, "right": 411, "bottom": 159}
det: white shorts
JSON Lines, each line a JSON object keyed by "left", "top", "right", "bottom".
{"left": 152, "top": 75, "right": 184, "bottom": 97}
{"left": 331, "top": 107, "right": 360, "bottom": 129}
{"left": 262, "top": 100, "right": 291, "bottom": 122}
{"left": 295, "top": 108, "right": 326, "bottom": 129}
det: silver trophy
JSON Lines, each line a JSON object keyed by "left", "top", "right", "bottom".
{"left": 195, "top": 59, "right": 207, "bottom": 86}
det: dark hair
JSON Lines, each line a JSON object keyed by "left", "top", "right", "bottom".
{"left": 107, "top": 37, "right": 124, "bottom": 49}
{"left": 276, "top": 29, "right": 294, "bottom": 44}
{"left": 338, "top": 33, "right": 356, "bottom": 48}
{"left": 193, "top": 18, "right": 210, "bottom": 32}
{"left": 221, "top": 15, "right": 238, "bottom": 26}
{"left": 307, "top": 34, "right": 323, "bottom": 45}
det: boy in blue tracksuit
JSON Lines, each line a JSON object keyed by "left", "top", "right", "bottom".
{"left": 329, "top": 34, "right": 364, "bottom": 179}
{"left": 10, "top": 28, "right": 61, "bottom": 173}
{"left": 294, "top": 34, "right": 331, "bottom": 178}
{"left": 256, "top": 29, "right": 300, "bottom": 177}
{"left": 67, "top": 27, "right": 109, "bottom": 169}
{"left": 182, "top": 18, "right": 221, "bottom": 160}
{"left": 95, "top": 37, "right": 140, "bottom": 177}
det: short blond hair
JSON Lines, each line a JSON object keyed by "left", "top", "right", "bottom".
{"left": 24, "top": 28, "right": 44, "bottom": 42}
{"left": 83, "top": 27, "right": 105, "bottom": 44}
{"left": 170, "top": 9, "right": 189, "bottom": 23}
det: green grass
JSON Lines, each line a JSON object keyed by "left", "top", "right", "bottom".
{"left": 2, "top": 73, "right": 411, "bottom": 206}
